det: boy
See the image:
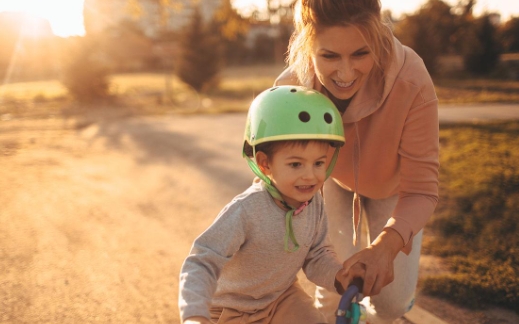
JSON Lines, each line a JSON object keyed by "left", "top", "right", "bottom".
{"left": 179, "top": 86, "right": 348, "bottom": 324}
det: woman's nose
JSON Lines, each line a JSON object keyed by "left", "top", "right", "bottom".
{"left": 337, "top": 60, "right": 354, "bottom": 80}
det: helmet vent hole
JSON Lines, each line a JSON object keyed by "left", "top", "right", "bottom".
{"left": 299, "top": 111, "right": 310, "bottom": 122}
{"left": 270, "top": 87, "right": 278, "bottom": 92}
{"left": 324, "top": 112, "right": 333, "bottom": 124}
{"left": 290, "top": 88, "right": 297, "bottom": 93}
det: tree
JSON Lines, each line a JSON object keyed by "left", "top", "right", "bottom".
{"left": 213, "top": 0, "right": 250, "bottom": 65}
{"left": 461, "top": 14, "right": 502, "bottom": 75}
{"left": 102, "top": 20, "right": 154, "bottom": 72}
{"left": 395, "top": 0, "right": 457, "bottom": 74}
{"left": 394, "top": 0, "right": 456, "bottom": 75}
{"left": 176, "top": 6, "right": 222, "bottom": 93}
{"left": 61, "top": 37, "right": 111, "bottom": 103}
{"left": 265, "top": 0, "right": 295, "bottom": 64}
{"left": 500, "top": 17, "right": 519, "bottom": 53}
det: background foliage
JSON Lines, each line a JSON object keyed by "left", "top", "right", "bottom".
{"left": 61, "top": 37, "right": 111, "bottom": 103}
{"left": 176, "top": 6, "right": 222, "bottom": 93}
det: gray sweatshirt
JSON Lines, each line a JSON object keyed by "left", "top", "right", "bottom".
{"left": 178, "top": 181, "right": 343, "bottom": 321}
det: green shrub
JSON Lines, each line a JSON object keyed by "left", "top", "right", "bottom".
{"left": 176, "top": 6, "right": 222, "bottom": 93}
{"left": 61, "top": 37, "right": 111, "bottom": 103}
{"left": 423, "top": 121, "right": 519, "bottom": 312}
{"left": 461, "top": 14, "right": 502, "bottom": 75}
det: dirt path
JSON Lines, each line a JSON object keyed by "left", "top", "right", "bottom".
{"left": 1, "top": 113, "right": 251, "bottom": 323}
{"left": 1, "top": 112, "right": 517, "bottom": 323}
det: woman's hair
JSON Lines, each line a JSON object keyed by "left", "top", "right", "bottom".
{"left": 287, "top": 0, "right": 394, "bottom": 86}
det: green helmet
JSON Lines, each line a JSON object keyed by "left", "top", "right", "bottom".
{"left": 243, "top": 86, "right": 345, "bottom": 253}
{"left": 244, "top": 85, "right": 345, "bottom": 149}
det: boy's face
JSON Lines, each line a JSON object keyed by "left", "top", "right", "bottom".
{"left": 257, "top": 141, "right": 329, "bottom": 208}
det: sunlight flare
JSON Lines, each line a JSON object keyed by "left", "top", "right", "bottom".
{"left": 0, "top": 0, "right": 85, "bottom": 37}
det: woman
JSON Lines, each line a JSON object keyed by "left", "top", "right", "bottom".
{"left": 275, "top": 0, "right": 440, "bottom": 323}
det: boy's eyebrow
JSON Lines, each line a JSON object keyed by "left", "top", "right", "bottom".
{"left": 285, "top": 154, "right": 328, "bottom": 160}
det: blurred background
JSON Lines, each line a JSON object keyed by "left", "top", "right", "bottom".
{"left": 0, "top": 1, "right": 518, "bottom": 323}
{"left": 0, "top": 0, "right": 518, "bottom": 107}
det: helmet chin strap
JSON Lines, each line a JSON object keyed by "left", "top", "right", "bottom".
{"left": 245, "top": 147, "right": 341, "bottom": 252}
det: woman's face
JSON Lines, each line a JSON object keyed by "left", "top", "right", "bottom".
{"left": 311, "top": 25, "right": 375, "bottom": 100}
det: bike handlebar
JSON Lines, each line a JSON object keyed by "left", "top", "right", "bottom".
{"left": 336, "top": 278, "right": 364, "bottom": 324}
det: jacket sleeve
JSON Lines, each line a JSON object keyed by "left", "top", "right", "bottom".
{"left": 302, "top": 196, "right": 343, "bottom": 291}
{"left": 178, "top": 203, "right": 247, "bottom": 321}
{"left": 386, "top": 93, "right": 439, "bottom": 255}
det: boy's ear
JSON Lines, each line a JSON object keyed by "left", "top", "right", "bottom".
{"left": 255, "top": 151, "right": 271, "bottom": 175}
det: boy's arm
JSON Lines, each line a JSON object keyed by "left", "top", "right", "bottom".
{"left": 183, "top": 316, "right": 213, "bottom": 324}
{"left": 302, "top": 198, "right": 343, "bottom": 292}
{"left": 179, "top": 203, "right": 247, "bottom": 321}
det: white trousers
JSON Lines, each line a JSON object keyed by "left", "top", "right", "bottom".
{"left": 316, "top": 179, "right": 422, "bottom": 324}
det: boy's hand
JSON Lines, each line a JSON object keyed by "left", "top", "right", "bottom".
{"left": 183, "top": 316, "right": 213, "bottom": 324}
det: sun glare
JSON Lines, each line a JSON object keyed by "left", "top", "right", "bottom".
{"left": 0, "top": 0, "right": 85, "bottom": 37}
{"left": 0, "top": 0, "right": 517, "bottom": 37}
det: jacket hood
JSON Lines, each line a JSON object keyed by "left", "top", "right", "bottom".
{"left": 311, "top": 37, "right": 406, "bottom": 123}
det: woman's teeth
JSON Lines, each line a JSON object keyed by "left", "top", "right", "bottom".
{"left": 334, "top": 79, "right": 354, "bottom": 88}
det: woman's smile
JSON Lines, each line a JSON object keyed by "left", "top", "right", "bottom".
{"left": 333, "top": 79, "right": 355, "bottom": 89}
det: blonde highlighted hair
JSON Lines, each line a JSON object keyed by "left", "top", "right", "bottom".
{"left": 288, "top": 0, "right": 394, "bottom": 86}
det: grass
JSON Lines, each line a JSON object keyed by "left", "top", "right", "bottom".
{"left": 0, "top": 79, "right": 68, "bottom": 103}
{"left": 0, "top": 65, "right": 283, "bottom": 118}
{"left": 1, "top": 64, "right": 518, "bottom": 119}
{"left": 434, "top": 78, "right": 519, "bottom": 104}
{"left": 422, "top": 121, "right": 519, "bottom": 312}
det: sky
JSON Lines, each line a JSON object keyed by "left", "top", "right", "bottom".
{"left": 0, "top": 0, "right": 518, "bottom": 38}
{"left": 0, "top": 0, "right": 85, "bottom": 37}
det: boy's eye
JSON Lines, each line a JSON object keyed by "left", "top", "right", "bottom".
{"left": 315, "top": 161, "right": 325, "bottom": 167}
{"left": 289, "top": 162, "right": 301, "bottom": 168}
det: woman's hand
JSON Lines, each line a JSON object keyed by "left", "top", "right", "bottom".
{"left": 341, "top": 228, "right": 404, "bottom": 296}
{"left": 335, "top": 262, "right": 365, "bottom": 294}
{"left": 183, "top": 316, "right": 213, "bottom": 324}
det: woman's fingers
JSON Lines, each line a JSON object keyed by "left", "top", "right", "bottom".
{"left": 341, "top": 253, "right": 361, "bottom": 272}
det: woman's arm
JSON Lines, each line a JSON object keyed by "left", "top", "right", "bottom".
{"left": 387, "top": 96, "right": 440, "bottom": 254}
{"left": 343, "top": 93, "right": 439, "bottom": 296}
{"left": 340, "top": 228, "right": 403, "bottom": 296}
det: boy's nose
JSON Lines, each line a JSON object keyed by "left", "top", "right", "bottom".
{"left": 301, "top": 168, "right": 317, "bottom": 180}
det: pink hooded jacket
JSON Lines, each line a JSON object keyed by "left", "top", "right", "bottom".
{"left": 275, "top": 38, "right": 439, "bottom": 254}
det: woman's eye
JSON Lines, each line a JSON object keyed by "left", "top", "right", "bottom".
{"left": 321, "top": 53, "right": 338, "bottom": 59}
{"left": 353, "top": 51, "right": 370, "bottom": 57}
